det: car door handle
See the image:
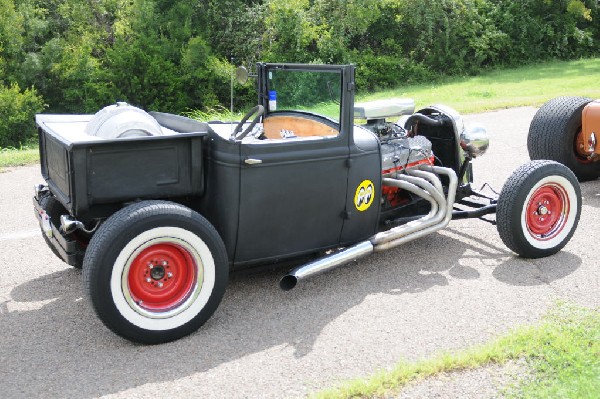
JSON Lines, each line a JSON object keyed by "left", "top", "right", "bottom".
{"left": 244, "top": 158, "right": 263, "bottom": 165}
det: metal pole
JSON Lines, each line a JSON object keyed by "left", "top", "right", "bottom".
{"left": 230, "top": 58, "right": 234, "bottom": 115}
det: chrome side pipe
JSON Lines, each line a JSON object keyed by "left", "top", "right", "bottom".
{"left": 280, "top": 165, "right": 457, "bottom": 290}
{"left": 279, "top": 241, "right": 374, "bottom": 291}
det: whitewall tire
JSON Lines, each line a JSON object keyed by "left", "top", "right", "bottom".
{"left": 83, "top": 201, "right": 228, "bottom": 344}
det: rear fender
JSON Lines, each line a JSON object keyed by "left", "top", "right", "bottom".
{"left": 582, "top": 100, "right": 600, "bottom": 155}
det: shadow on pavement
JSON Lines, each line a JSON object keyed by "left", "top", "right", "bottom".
{"left": 444, "top": 227, "right": 582, "bottom": 286}
{"left": 0, "top": 228, "right": 582, "bottom": 398}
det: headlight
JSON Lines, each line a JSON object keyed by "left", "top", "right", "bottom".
{"left": 460, "top": 124, "right": 489, "bottom": 158}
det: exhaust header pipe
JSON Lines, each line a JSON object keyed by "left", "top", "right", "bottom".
{"left": 279, "top": 165, "right": 457, "bottom": 290}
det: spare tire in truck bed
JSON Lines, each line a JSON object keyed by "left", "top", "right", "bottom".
{"left": 85, "top": 102, "right": 164, "bottom": 139}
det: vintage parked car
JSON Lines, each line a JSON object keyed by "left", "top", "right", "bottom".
{"left": 528, "top": 96, "right": 600, "bottom": 181}
{"left": 34, "top": 63, "right": 582, "bottom": 344}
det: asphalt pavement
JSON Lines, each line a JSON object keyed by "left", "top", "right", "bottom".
{"left": 0, "top": 107, "right": 598, "bottom": 398}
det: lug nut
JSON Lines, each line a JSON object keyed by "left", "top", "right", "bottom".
{"left": 146, "top": 277, "right": 151, "bottom": 283}
{"left": 157, "top": 282, "right": 163, "bottom": 288}
{"left": 162, "top": 260, "right": 168, "bottom": 266}
{"left": 167, "top": 272, "right": 173, "bottom": 278}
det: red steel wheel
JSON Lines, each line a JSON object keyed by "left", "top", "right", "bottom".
{"left": 127, "top": 241, "right": 200, "bottom": 313}
{"left": 525, "top": 184, "right": 569, "bottom": 241}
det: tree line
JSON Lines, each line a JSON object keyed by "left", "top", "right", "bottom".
{"left": 1, "top": 0, "right": 599, "bottom": 147}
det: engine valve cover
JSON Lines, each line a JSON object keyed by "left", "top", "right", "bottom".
{"left": 381, "top": 135, "right": 434, "bottom": 174}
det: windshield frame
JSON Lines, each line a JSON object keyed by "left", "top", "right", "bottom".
{"left": 256, "top": 63, "right": 355, "bottom": 143}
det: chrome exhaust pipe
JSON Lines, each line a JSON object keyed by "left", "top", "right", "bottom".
{"left": 279, "top": 241, "right": 374, "bottom": 291}
{"left": 371, "top": 175, "right": 445, "bottom": 247}
{"left": 373, "top": 166, "right": 457, "bottom": 252}
{"left": 407, "top": 168, "right": 444, "bottom": 194}
{"left": 280, "top": 165, "right": 457, "bottom": 290}
{"left": 280, "top": 175, "right": 440, "bottom": 290}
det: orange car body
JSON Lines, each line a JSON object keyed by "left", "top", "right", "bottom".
{"left": 582, "top": 100, "right": 600, "bottom": 156}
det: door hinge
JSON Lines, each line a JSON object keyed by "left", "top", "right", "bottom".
{"left": 347, "top": 82, "right": 355, "bottom": 92}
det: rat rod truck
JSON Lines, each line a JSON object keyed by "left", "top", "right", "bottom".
{"left": 34, "top": 63, "right": 582, "bottom": 344}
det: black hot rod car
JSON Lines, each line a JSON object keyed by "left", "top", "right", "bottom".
{"left": 34, "top": 63, "right": 582, "bottom": 343}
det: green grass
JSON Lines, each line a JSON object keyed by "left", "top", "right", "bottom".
{"left": 184, "top": 105, "right": 244, "bottom": 122}
{"left": 4, "top": 56, "right": 600, "bottom": 170}
{"left": 0, "top": 144, "right": 39, "bottom": 170}
{"left": 356, "top": 57, "right": 600, "bottom": 114}
{"left": 190, "top": 58, "right": 600, "bottom": 120}
{"left": 313, "top": 302, "right": 600, "bottom": 399}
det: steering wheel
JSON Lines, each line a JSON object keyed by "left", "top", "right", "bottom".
{"left": 231, "top": 105, "right": 265, "bottom": 141}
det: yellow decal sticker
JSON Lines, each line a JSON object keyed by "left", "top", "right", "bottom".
{"left": 354, "top": 180, "right": 375, "bottom": 212}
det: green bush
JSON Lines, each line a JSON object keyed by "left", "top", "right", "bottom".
{"left": 385, "top": 0, "right": 511, "bottom": 75}
{"left": 0, "top": 84, "right": 45, "bottom": 148}
{"left": 351, "top": 50, "right": 435, "bottom": 92}
{"left": 2, "top": 0, "right": 600, "bottom": 114}
{"left": 489, "top": 0, "right": 598, "bottom": 64}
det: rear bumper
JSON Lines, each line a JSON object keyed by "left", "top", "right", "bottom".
{"left": 33, "top": 195, "right": 83, "bottom": 267}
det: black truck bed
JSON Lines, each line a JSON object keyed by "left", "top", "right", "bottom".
{"left": 36, "top": 112, "right": 209, "bottom": 219}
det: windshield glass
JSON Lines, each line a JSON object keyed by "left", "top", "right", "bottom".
{"left": 267, "top": 69, "right": 342, "bottom": 122}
